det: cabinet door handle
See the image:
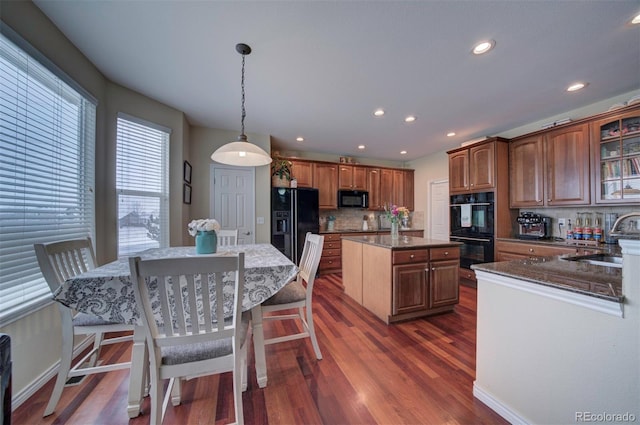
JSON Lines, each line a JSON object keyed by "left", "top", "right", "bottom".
{"left": 431, "top": 267, "right": 435, "bottom": 271}
{"left": 548, "top": 199, "right": 552, "bottom": 202}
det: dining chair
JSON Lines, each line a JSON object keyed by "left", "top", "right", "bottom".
{"left": 217, "top": 229, "right": 239, "bottom": 246}
{"left": 128, "top": 253, "right": 248, "bottom": 425}
{"left": 34, "top": 237, "right": 134, "bottom": 417}
{"left": 261, "top": 233, "right": 325, "bottom": 359}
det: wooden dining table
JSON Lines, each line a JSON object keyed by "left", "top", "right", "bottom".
{"left": 53, "top": 243, "right": 298, "bottom": 418}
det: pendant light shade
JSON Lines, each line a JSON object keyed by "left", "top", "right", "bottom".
{"left": 211, "top": 43, "right": 272, "bottom": 167}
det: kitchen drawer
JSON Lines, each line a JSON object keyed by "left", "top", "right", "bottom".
{"left": 322, "top": 248, "right": 341, "bottom": 257}
{"left": 323, "top": 233, "right": 342, "bottom": 242}
{"left": 320, "top": 256, "right": 341, "bottom": 272}
{"left": 430, "top": 247, "right": 460, "bottom": 261}
{"left": 324, "top": 239, "right": 341, "bottom": 250}
{"left": 393, "top": 249, "right": 428, "bottom": 265}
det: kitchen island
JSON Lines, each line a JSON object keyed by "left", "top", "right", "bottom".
{"left": 472, "top": 241, "right": 638, "bottom": 424}
{"left": 341, "top": 235, "right": 461, "bottom": 324}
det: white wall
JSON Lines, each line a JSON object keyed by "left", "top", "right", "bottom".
{"left": 189, "top": 127, "right": 272, "bottom": 243}
{"left": 407, "top": 150, "right": 449, "bottom": 238}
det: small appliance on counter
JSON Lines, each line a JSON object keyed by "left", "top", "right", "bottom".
{"left": 516, "top": 212, "right": 551, "bottom": 240}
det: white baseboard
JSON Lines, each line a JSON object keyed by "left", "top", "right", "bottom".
{"left": 473, "top": 381, "right": 530, "bottom": 425}
{"left": 12, "top": 337, "right": 94, "bottom": 410}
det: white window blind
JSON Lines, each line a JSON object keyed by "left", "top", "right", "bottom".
{"left": 116, "top": 114, "right": 170, "bottom": 256}
{"left": 0, "top": 31, "right": 96, "bottom": 325}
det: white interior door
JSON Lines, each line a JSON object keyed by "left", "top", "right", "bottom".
{"left": 211, "top": 165, "right": 255, "bottom": 244}
{"left": 429, "top": 179, "right": 450, "bottom": 241}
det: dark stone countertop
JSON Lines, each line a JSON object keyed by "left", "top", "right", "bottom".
{"left": 320, "top": 228, "right": 424, "bottom": 234}
{"left": 472, "top": 256, "right": 623, "bottom": 303}
{"left": 341, "top": 234, "right": 461, "bottom": 250}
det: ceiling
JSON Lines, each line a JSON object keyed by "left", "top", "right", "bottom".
{"left": 33, "top": 1, "right": 640, "bottom": 162}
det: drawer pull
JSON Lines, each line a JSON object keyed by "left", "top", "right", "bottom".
{"left": 410, "top": 254, "right": 415, "bottom": 259}
{"left": 444, "top": 251, "right": 449, "bottom": 256}
{"left": 529, "top": 248, "right": 534, "bottom": 252}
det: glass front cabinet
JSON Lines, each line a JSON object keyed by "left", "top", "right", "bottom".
{"left": 592, "top": 108, "right": 640, "bottom": 203}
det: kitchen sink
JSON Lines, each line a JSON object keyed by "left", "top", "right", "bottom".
{"left": 562, "top": 253, "right": 623, "bottom": 268}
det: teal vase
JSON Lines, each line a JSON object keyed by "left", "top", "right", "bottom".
{"left": 195, "top": 230, "right": 217, "bottom": 254}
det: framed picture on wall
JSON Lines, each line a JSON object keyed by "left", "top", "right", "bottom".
{"left": 183, "top": 160, "right": 192, "bottom": 183}
{"left": 183, "top": 183, "right": 192, "bottom": 204}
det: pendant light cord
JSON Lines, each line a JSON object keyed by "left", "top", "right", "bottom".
{"left": 240, "top": 54, "right": 246, "bottom": 136}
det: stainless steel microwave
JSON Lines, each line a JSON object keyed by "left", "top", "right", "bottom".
{"left": 338, "top": 190, "right": 369, "bottom": 208}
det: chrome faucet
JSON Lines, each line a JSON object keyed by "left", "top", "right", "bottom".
{"left": 609, "top": 212, "right": 640, "bottom": 237}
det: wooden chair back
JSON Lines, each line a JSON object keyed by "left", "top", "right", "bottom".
{"left": 217, "top": 229, "right": 239, "bottom": 247}
{"left": 34, "top": 237, "right": 97, "bottom": 293}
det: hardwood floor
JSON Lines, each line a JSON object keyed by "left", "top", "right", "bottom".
{"left": 14, "top": 273, "right": 507, "bottom": 424}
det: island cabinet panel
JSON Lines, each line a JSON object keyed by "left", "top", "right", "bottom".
{"left": 361, "top": 243, "right": 392, "bottom": 322}
{"left": 392, "top": 263, "right": 428, "bottom": 315}
{"left": 342, "top": 240, "right": 363, "bottom": 303}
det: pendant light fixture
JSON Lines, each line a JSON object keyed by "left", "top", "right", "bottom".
{"left": 211, "top": 43, "right": 272, "bottom": 166}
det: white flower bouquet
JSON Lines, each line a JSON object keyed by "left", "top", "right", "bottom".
{"left": 188, "top": 218, "right": 221, "bottom": 236}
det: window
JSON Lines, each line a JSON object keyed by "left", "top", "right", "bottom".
{"left": 116, "top": 114, "right": 170, "bottom": 256}
{"left": 0, "top": 29, "right": 96, "bottom": 325}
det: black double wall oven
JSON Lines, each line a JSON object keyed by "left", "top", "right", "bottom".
{"left": 450, "top": 192, "right": 494, "bottom": 270}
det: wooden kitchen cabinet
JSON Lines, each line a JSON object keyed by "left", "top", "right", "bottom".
{"left": 393, "top": 261, "right": 429, "bottom": 315}
{"left": 314, "top": 163, "right": 338, "bottom": 209}
{"left": 510, "top": 123, "right": 590, "bottom": 207}
{"left": 366, "top": 168, "right": 382, "bottom": 210}
{"left": 290, "top": 159, "right": 313, "bottom": 187}
{"left": 510, "top": 135, "right": 545, "bottom": 207}
{"left": 377, "top": 168, "right": 414, "bottom": 210}
{"left": 379, "top": 168, "right": 394, "bottom": 207}
{"left": 319, "top": 233, "right": 342, "bottom": 274}
{"left": 495, "top": 239, "right": 579, "bottom": 261}
{"left": 591, "top": 107, "right": 640, "bottom": 204}
{"left": 338, "top": 165, "right": 367, "bottom": 190}
{"left": 428, "top": 247, "right": 460, "bottom": 309}
{"left": 403, "top": 170, "right": 415, "bottom": 211}
{"left": 448, "top": 138, "right": 508, "bottom": 194}
{"left": 545, "top": 123, "right": 591, "bottom": 206}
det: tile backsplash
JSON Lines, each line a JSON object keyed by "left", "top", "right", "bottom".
{"left": 320, "top": 209, "right": 424, "bottom": 231}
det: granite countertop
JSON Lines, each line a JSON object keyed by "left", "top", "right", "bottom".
{"left": 320, "top": 228, "right": 424, "bottom": 234}
{"left": 473, "top": 256, "right": 623, "bottom": 303}
{"left": 341, "top": 234, "right": 461, "bottom": 249}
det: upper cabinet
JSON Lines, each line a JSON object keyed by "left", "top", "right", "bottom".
{"left": 366, "top": 168, "right": 382, "bottom": 210}
{"left": 313, "top": 163, "right": 338, "bottom": 209}
{"left": 509, "top": 135, "right": 544, "bottom": 207}
{"left": 448, "top": 138, "right": 508, "bottom": 194}
{"left": 290, "top": 159, "right": 314, "bottom": 188}
{"left": 545, "top": 123, "right": 591, "bottom": 206}
{"left": 592, "top": 108, "right": 640, "bottom": 204}
{"left": 509, "top": 123, "right": 590, "bottom": 207}
{"left": 338, "top": 165, "right": 367, "bottom": 190}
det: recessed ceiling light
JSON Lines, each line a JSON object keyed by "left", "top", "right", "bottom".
{"left": 400, "top": 150, "right": 407, "bottom": 155}
{"left": 358, "top": 145, "right": 365, "bottom": 150}
{"left": 296, "top": 137, "right": 304, "bottom": 142}
{"left": 472, "top": 40, "right": 495, "bottom": 55}
{"left": 404, "top": 116, "right": 416, "bottom": 123}
{"left": 567, "top": 82, "right": 588, "bottom": 92}
{"left": 447, "top": 132, "right": 456, "bottom": 137}
{"left": 374, "top": 109, "right": 385, "bottom": 117}
{"left": 631, "top": 13, "right": 640, "bottom": 24}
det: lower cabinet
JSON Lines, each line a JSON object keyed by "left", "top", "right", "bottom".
{"left": 319, "top": 233, "right": 342, "bottom": 274}
{"left": 495, "top": 239, "right": 602, "bottom": 261}
{"left": 390, "top": 247, "right": 460, "bottom": 323}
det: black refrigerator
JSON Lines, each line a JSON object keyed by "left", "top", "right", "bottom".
{"left": 271, "top": 187, "right": 320, "bottom": 265}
